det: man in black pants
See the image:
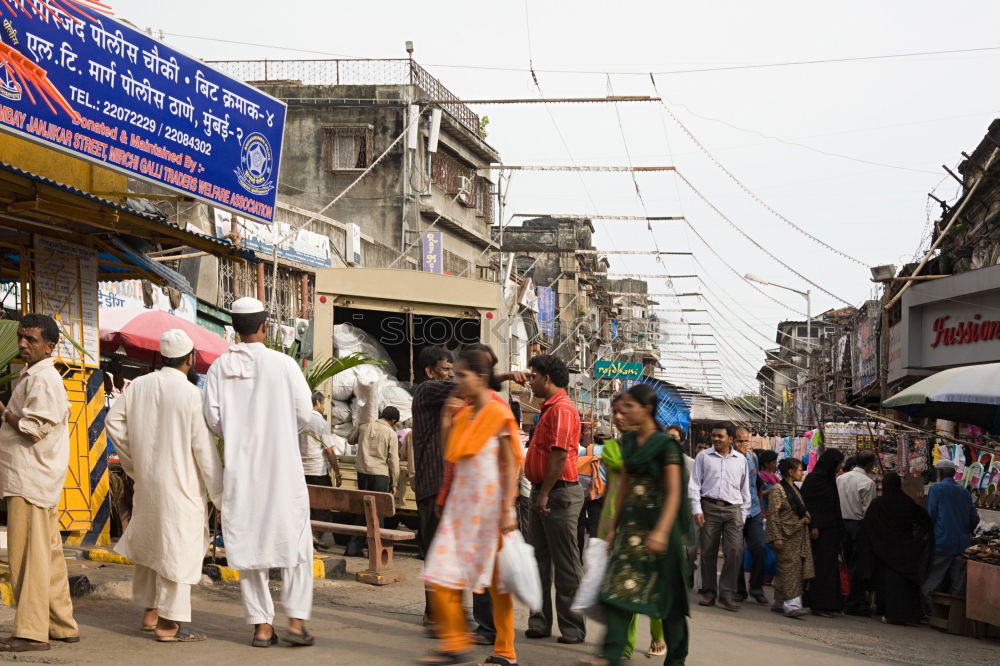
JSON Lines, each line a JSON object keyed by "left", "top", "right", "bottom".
{"left": 838, "top": 449, "right": 877, "bottom": 615}
{"left": 344, "top": 406, "right": 400, "bottom": 557}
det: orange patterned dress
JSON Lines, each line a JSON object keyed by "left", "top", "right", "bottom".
{"left": 423, "top": 434, "right": 502, "bottom": 591}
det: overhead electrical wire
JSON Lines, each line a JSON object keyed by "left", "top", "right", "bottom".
{"left": 650, "top": 74, "right": 870, "bottom": 267}
{"left": 674, "top": 171, "right": 855, "bottom": 306}
{"left": 161, "top": 30, "right": 1000, "bottom": 77}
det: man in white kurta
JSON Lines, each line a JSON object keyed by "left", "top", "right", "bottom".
{"left": 105, "top": 330, "right": 223, "bottom": 642}
{"left": 203, "top": 298, "right": 315, "bottom": 647}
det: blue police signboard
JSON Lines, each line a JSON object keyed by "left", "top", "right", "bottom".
{"left": 0, "top": 1, "right": 285, "bottom": 222}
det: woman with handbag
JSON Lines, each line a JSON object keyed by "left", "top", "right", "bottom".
{"left": 582, "top": 384, "right": 691, "bottom": 666}
{"left": 418, "top": 348, "right": 522, "bottom": 666}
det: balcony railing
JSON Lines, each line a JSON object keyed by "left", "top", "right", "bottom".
{"left": 207, "top": 58, "right": 481, "bottom": 136}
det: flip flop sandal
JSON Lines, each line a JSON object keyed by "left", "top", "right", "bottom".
{"left": 156, "top": 626, "right": 207, "bottom": 643}
{"left": 282, "top": 629, "right": 315, "bottom": 647}
{"left": 141, "top": 625, "right": 157, "bottom": 632}
{"left": 417, "top": 650, "right": 472, "bottom": 665}
{"left": 251, "top": 633, "right": 278, "bottom": 648}
{"left": 647, "top": 641, "right": 667, "bottom": 657}
{"left": 481, "top": 656, "right": 518, "bottom": 666}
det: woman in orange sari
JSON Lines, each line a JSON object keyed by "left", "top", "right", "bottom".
{"left": 419, "top": 348, "right": 523, "bottom": 666}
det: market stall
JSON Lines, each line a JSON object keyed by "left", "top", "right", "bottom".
{"left": 965, "top": 524, "right": 1000, "bottom": 631}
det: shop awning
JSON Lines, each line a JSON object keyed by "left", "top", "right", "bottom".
{"left": 0, "top": 162, "right": 254, "bottom": 276}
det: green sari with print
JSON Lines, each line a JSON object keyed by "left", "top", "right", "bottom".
{"left": 599, "top": 430, "right": 691, "bottom": 619}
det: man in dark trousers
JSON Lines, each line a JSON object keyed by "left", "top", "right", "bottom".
{"left": 410, "top": 346, "right": 495, "bottom": 644}
{"left": 524, "top": 354, "right": 586, "bottom": 644}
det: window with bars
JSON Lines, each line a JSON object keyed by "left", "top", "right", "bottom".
{"left": 475, "top": 177, "right": 494, "bottom": 222}
{"left": 443, "top": 249, "right": 471, "bottom": 276}
{"left": 431, "top": 149, "right": 477, "bottom": 206}
{"left": 218, "top": 260, "right": 312, "bottom": 324}
{"left": 323, "top": 126, "right": 373, "bottom": 171}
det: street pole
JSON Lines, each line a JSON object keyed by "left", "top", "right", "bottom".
{"left": 806, "top": 289, "right": 811, "bottom": 370}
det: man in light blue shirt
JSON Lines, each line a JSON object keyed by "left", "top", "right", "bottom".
{"left": 689, "top": 422, "right": 751, "bottom": 612}
{"left": 734, "top": 427, "right": 767, "bottom": 605}
{"left": 922, "top": 459, "right": 980, "bottom": 615}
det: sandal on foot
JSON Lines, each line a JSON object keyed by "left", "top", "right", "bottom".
{"left": 481, "top": 657, "right": 518, "bottom": 666}
{"left": 156, "top": 626, "right": 207, "bottom": 643}
{"left": 417, "top": 650, "right": 472, "bottom": 665}
{"left": 251, "top": 632, "right": 278, "bottom": 648}
{"left": 647, "top": 640, "right": 667, "bottom": 657}
{"left": 0, "top": 638, "right": 50, "bottom": 652}
{"left": 141, "top": 625, "right": 157, "bottom": 632}
{"left": 282, "top": 629, "right": 315, "bottom": 647}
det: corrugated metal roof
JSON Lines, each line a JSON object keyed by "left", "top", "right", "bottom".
{"left": 0, "top": 162, "right": 255, "bottom": 261}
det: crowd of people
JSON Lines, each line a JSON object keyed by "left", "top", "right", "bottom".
{"left": 0, "top": 306, "right": 985, "bottom": 664}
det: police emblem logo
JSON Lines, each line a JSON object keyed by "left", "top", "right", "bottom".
{"left": 0, "top": 66, "right": 22, "bottom": 101}
{"left": 235, "top": 131, "right": 275, "bottom": 196}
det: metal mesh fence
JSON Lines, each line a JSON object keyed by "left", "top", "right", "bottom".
{"left": 208, "top": 59, "right": 481, "bottom": 136}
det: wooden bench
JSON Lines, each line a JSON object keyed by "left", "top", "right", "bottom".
{"left": 307, "top": 485, "right": 415, "bottom": 585}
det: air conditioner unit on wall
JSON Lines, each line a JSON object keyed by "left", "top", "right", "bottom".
{"left": 293, "top": 318, "right": 310, "bottom": 340}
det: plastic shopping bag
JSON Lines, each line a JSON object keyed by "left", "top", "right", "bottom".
{"left": 498, "top": 530, "right": 543, "bottom": 611}
{"left": 571, "top": 538, "right": 609, "bottom": 620}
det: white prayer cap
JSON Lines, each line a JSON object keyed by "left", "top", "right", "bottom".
{"left": 934, "top": 459, "right": 958, "bottom": 471}
{"left": 160, "top": 329, "right": 194, "bottom": 358}
{"left": 230, "top": 297, "right": 266, "bottom": 315}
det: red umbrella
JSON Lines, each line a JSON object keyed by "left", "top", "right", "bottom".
{"left": 100, "top": 307, "right": 231, "bottom": 373}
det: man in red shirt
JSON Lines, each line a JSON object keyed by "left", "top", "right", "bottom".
{"left": 523, "top": 354, "right": 586, "bottom": 644}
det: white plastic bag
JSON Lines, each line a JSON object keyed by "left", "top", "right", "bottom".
{"left": 497, "top": 531, "right": 542, "bottom": 611}
{"left": 571, "top": 538, "right": 609, "bottom": 620}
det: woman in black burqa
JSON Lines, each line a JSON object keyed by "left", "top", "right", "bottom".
{"left": 862, "top": 473, "right": 933, "bottom": 625}
{"left": 799, "top": 448, "right": 845, "bottom": 616}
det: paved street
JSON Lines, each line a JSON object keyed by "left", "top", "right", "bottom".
{"left": 1, "top": 550, "right": 996, "bottom": 665}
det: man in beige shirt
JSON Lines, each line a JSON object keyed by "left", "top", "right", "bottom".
{"left": 344, "top": 406, "right": 400, "bottom": 557}
{"left": 0, "top": 314, "right": 78, "bottom": 652}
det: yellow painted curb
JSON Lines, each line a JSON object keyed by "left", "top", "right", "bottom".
{"left": 205, "top": 558, "right": 328, "bottom": 583}
{"left": 86, "top": 549, "right": 133, "bottom": 566}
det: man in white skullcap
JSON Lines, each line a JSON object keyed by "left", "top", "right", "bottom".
{"left": 106, "top": 329, "right": 223, "bottom": 642}
{"left": 203, "top": 298, "right": 315, "bottom": 647}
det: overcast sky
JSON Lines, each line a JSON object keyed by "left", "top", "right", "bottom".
{"left": 112, "top": 0, "right": 1000, "bottom": 396}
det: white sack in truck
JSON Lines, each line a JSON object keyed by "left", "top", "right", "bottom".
{"left": 351, "top": 365, "right": 384, "bottom": 425}
{"left": 332, "top": 323, "right": 398, "bottom": 377}
{"left": 379, "top": 383, "right": 414, "bottom": 425}
{"left": 330, "top": 399, "right": 351, "bottom": 425}
{"left": 330, "top": 433, "right": 348, "bottom": 457}
{"left": 330, "top": 367, "right": 358, "bottom": 402}
{"left": 333, "top": 422, "right": 355, "bottom": 438}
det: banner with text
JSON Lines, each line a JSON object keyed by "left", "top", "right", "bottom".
{"left": 593, "top": 360, "right": 643, "bottom": 380}
{"left": 537, "top": 286, "right": 555, "bottom": 336}
{"left": 421, "top": 231, "right": 442, "bottom": 273}
{"left": 0, "top": 1, "right": 285, "bottom": 222}
{"left": 213, "top": 208, "right": 331, "bottom": 268}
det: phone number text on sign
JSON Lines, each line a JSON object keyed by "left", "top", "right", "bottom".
{"left": 0, "top": 1, "right": 285, "bottom": 222}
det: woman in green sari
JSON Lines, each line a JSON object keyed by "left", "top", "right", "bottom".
{"left": 585, "top": 384, "right": 691, "bottom": 666}
{"left": 596, "top": 395, "right": 666, "bottom": 659}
